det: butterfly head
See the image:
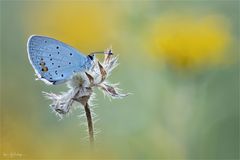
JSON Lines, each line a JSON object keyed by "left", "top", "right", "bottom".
{"left": 87, "top": 54, "right": 95, "bottom": 61}
{"left": 86, "top": 49, "right": 113, "bottom": 69}
{"left": 88, "top": 49, "right": 113, "bottom": 60}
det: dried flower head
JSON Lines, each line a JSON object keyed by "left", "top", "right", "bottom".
{"left": 43, "top": 48, "right": 128, "bottom": 118}
{"left": 42, "top": 48, "right": 128, "bottom": 145}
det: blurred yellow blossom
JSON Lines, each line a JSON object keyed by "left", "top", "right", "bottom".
{"left": 148, "top": 13, "right": 231, "bottom": 70}
{"left": 27, "top": 2, "right": 121, "bottom": 53}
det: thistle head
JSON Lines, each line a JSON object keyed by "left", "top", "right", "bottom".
{"left": 44, "top": 48, "right": 128, "bottom": 118}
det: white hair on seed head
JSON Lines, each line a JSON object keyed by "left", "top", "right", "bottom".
{"left": 43, "top": 49, "right": 129, "bottom": 119}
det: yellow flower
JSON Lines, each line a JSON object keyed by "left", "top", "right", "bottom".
{"left": 148, "top": 13, "right": 231, "bottom": 70}
{"left": 27, "top": 2, "right": 121, "bottom": 53}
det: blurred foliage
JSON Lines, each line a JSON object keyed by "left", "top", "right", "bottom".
{"left": 0, "top": 0, "right": 239, "bottom": 159}
{"left": 27, "top": 2, "right": 122, "bottom": 53}
{"left": 147, "top": 13, "right": 231, "bottom": 69}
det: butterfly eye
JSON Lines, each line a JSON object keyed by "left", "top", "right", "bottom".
{"left": 88, "top": 55, "right": 94, "bottom": 60}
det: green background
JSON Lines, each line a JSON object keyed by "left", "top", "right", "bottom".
{"left": 0, "top": 0, "right": 239, "bottom": 159}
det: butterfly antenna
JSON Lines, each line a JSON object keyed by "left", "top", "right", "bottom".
{"left": 90, "top": 49, "right": 113, "bottom": 56}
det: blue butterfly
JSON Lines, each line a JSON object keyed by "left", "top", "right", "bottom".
{"left": 27, "top": 35, "right": 98, "bottom": 85}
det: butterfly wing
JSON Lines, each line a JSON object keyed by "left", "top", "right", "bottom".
{"left": 27, "top": 35, "right": 90, "bottom": 85}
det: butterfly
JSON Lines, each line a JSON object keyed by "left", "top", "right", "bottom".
{"left": 27, "top": 35, "right": 109, "bottom": 85}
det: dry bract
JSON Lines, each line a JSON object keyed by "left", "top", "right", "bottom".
{"left": 43, "top": 49, "right": 128, "bottom": 118}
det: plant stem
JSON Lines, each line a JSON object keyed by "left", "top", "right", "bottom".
{"left": 84, "top": 102, "right": 94, "bottom": 148}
